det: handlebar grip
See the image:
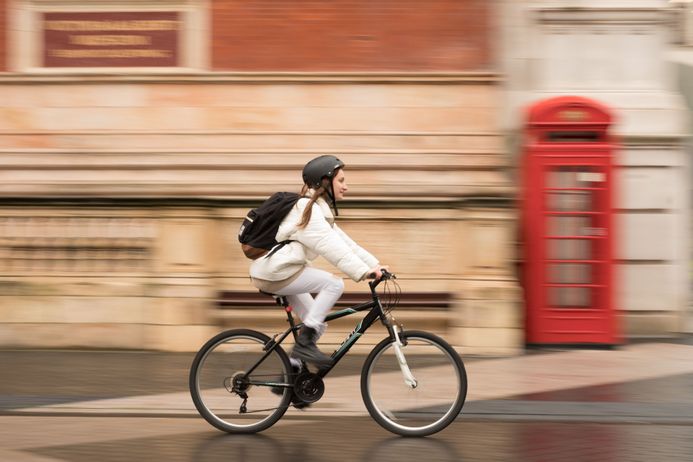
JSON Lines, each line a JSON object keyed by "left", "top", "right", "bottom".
{"left": 368, "top": 270, "right": 396, "bottom": 290}
{"left": 367, "top": 269, "right": 395, "bottom": 280}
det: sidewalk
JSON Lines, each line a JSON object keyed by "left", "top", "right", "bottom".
{"left": 3, "top": 341, "right": 692, "bottom": 423}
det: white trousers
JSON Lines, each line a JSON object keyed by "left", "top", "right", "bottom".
{"left": 274, "top": 267, "right": 344, "bottom": 337}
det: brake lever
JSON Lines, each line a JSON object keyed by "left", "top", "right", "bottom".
{"left": 381, "top": 269, "right": 396, "bottom": 279}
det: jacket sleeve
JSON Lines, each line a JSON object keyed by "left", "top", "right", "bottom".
{"left": 294, "top": 203, "right": 372, "bottom": 282}
{"left": 333, "top": 224, "right": 379, "bottom": 269}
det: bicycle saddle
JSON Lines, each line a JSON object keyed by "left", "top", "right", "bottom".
{"left": 258, "top": 290, "right": 289, "bottom": 307}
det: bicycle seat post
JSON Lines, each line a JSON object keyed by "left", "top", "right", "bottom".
{"left": 274, "top": 296, "right": 299, "bottom": 336}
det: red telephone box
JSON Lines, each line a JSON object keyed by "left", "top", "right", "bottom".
{"left": 521, "top": 96, "right": 619, "bottom": 345}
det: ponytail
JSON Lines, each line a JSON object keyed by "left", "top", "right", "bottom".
{"left": 297, "top": 183, "right": 329, "bottom": 228}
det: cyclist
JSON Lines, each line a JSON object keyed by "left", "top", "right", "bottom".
{"left": 249, "top": 155, "right": 388, "bottom": 368}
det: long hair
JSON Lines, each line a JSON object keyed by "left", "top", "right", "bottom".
{"left": 297, "top": 182, "right": 329, "bottom": 229}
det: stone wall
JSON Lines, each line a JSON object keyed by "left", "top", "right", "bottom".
{"left": 0, "top": 75, "right": 522, "bottom": 355}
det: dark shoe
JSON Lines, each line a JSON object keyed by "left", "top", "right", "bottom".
{"left": 292, "top": 326, "right": 333, "bottom": 368}
{"left": 291, "top": 395, "right": 311, "bottom": 410}
{"left": 269, "top": 363, "right": 312, "bottom": 409}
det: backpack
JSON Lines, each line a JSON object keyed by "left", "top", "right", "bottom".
{"left": 238, "top": 192, "right": 300, "bottom": 259}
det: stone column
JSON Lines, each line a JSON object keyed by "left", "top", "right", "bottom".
{"left": 453, "top": 202, "right": 523, "bottom": 355}
{"left": 144, "top": 208, "right": 218, "bottom": 351}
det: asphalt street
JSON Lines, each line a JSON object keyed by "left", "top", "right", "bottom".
{"left": 1, "top": 340, "right": 692, "bottom": 462}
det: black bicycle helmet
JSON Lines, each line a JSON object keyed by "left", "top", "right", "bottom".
{"left": 302, "top": 155, "right": 345, "bottom": 215}
{"left": 302, "top": 155, "right": 345, "bottom": 189}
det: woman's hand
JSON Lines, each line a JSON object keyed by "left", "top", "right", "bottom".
{"left": 367, "top": 265, "right": 390, "bottom": 280}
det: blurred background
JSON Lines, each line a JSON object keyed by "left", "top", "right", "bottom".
{"left": 0, "top": 0, "right": 691, "bottom": 355}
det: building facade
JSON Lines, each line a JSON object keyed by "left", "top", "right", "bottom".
{"left": 0, "top": 0, "right": 521, "bottom": 354}
{"left": 0, "top": 0, "right": 689, "bottom": 354}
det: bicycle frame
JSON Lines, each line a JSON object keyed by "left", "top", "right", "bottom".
{"left": 245, "top": 276, "right": 397, "bottom": 385}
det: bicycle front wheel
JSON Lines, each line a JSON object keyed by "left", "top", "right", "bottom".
{"left": 361, "top": 330, "right": 467, "bottom": 437}
{"left": 189, "top": 329, "right": 292, "bottom": 434}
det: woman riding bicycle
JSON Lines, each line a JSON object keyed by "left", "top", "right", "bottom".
{"left": 192, "top": 168, "right": 465, "bottom": 434}
{"left": 248, "top": 155, "right": 389, "bottom": 367}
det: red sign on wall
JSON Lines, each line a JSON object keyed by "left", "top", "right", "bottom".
{"left": 43, "top": 11, "right": 180, "bottom": 67}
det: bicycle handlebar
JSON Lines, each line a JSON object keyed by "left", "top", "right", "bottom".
{"left": 368, "top": 269, "right": 395, "bottom": 291}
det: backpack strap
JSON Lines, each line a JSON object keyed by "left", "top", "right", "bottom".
{"left": 264, "top": 240, "right": 293, "bottom": 259}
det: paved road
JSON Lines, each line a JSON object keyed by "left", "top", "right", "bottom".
{"left": 1, "top": 340, "right": 692, "bottom": 461}
{"left": 3, "top": 415, "right": 693, "bottom": 462}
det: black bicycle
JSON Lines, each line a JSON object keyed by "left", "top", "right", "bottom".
{"left": 189, "top": 271, "right": 467, "bottom": 437}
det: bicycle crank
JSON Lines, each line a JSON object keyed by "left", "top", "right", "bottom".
{"left": 293, "top": 372, "right": 325, "bottom": 404}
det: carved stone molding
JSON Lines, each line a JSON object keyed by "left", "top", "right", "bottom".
{"left": 0, "top": 216, "right": 155, "bottom": 273}
{"left": 534, "top": 7, "right": 676, "bottom": 27}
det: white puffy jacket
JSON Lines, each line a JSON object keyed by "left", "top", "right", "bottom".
{"left": 249, "top": 195, "right": 378, "bottom": 283}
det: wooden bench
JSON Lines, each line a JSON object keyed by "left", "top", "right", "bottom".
{"left": 217, "top": 290, "right": 452, "bottom": 311}
{"left": 213, "top": 290, "right": 454, "bottom": 347}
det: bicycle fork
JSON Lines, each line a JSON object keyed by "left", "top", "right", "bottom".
{"left": 390, "top": 324, "right": 418, "bottom": 389}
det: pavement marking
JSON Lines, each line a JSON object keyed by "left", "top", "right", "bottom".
{"left": 9, "top": 343, "right": 693, "bottom": 418}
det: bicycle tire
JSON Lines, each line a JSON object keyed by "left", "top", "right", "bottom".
{"left": 361, "top": 330, "right": 467, "bottom": 437}
{"left": 189, "top": 329, "right": 292, "bottom": 434}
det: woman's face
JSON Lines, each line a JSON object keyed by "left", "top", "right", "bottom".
{"left": 332, "top": 169, "right": 348, "bottom": 200}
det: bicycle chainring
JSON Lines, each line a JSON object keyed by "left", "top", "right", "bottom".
{"left": 293, "top": 372, "right": 325, "bottom": 403}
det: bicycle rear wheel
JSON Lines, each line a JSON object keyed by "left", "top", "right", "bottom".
{"left": 361, "top": 330, "right": 467, "bottom": 437}
{"left": 189, "top": 329, "right": 292, "bottom": 433}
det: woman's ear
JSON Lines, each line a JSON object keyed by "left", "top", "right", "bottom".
{"left": 321, "top": 178, "right": 331, "bottom": 189}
